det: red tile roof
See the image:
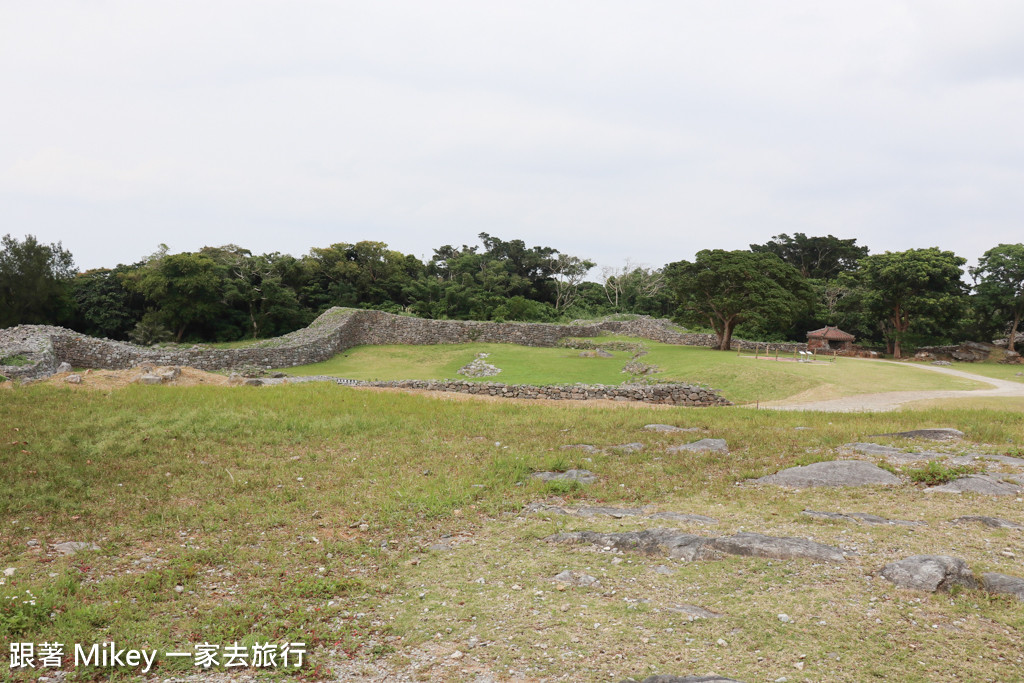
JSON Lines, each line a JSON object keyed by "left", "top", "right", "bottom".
{"left": 807, "top": 326, "right": 855, "bottom": 341}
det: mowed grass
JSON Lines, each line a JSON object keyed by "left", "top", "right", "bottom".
{"left": 281, "top": 341, "right": 987, "bottom": 404}
{"left": 2, "top": 384, "right": 1024, "bottom": 681}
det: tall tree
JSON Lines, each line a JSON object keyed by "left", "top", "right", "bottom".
{"left": 68, "top": 263, "right": 148, "bottom": 339}
{"left": 666, "top": 250, "right": 811, "bottom": 350}
{"left": 0, "top": 234, "right": 76, "bottom": 328}
{"left": 971, "top": 243, "right": 1024, "bottom": 352}
{"left": 125, "top": 250, "right": 227, "bottom": 342}
{"left": 750, "top": 233, "right": 868, "bottom": 280}
{"left": 855, "top": 248, "right": 967, "bottom": 359}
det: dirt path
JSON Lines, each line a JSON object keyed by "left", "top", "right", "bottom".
{"left": 760, "top": 361, "right": 1024, "bottom": 412}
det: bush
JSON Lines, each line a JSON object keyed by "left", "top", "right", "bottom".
{"left": 904, "top": 460, "right": 976, "bottom": 486}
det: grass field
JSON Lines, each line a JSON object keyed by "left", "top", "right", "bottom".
{"left": 3, "top": 384, "right": 1024, "bottom": 681}
{"left": 282, "top": 341, "right": 988, "bottom": 404}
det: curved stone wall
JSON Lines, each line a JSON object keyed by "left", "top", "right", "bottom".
{"left": 0, "top": 308, "right": 803, "bottom": 382}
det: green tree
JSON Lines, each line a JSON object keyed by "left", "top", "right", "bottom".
{"left": 666, "top": 250, "right": 811, "bottom": 350}
{"left": 750, "top": 233, "right": 868, "bottom": 279}
{"left": 0, "top": 234, "right": 76, "bottom": 328}
{"left": 68, "top": 263, "right": 148, "bottom": 339}
{"left": 855, "top": 248, "right": 967, "bottom": 358}
{"left": 125, "top": 250, "right": 227, "bottom": 342}
{"left": 971, "top": 243, "right": 1024, "bottom": 352}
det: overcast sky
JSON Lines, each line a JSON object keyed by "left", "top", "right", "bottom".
{"left": 3, "top": 1, "right": 1023, "bottom": 274}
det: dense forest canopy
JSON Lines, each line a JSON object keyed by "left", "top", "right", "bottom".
{"left": 2, "top": 232, "right": 1021, "bottom": 354}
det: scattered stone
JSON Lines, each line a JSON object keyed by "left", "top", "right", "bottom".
{"left": 777, "top": 613, "right": 792, "bottom": 623}
{"left": 55, "top": 361, "right": 73, "bottom": 373}
{"left": 52, "top": 541, "right": 100, "bottom": 556}
{"left": 595, "top": 348, "right": 614, "bottom": 358}
{"left": 802, "top": 510, "right": 923, "bottom": 527}
{"left": 653, "top": 565, "right": 675, "bottom": 575}
{"left": 932, "top": 360, "right": 952, "bottom": 366}
{"left": 870, "top": 428, "right": 964, "bottom": 441}
{"left": 611, "top": 442, "right": 645, "bottom": 453}
{"left": 880, "top": 555, "right": 978, "bottom": 592}
{"left": 2, "top": 567, "right": 14, "bottom": 577}
{"left": 560, "top": 444, "right": 600, "bottom": 454}
{"left": 531, "top": 469, "right": 598, "bottom": 484}
{"left": 136, "top": 373, "right": 162, "bottom": 385}
{"left": 553, "top": 570, "right": 599, "bottom": 587}
{"left": 708, "top": 532, "right": 847, "bottom": 563}
{"left": 548, "top": 529, "right": 846, "bottom": 563}
{"left": 428, "top": 543, "right": 452, "bottom": 552}
{"left": 174, "top": 585, "right": 184, "bottom": 594}
{"left": 666, "top": 604, "right": 723, "bottom": 620}
{"left": 925, "top": 475, "right": 1021, "bottom": 496}
{"left": 756, "top": 461, "right": 901, "bottom": 488}
{"left": 981, "top": 573, "right": 1024, "bottom": 600}
{"left": 243, "top": 378, "right": 263, "bottom": 387}
{"left": 667, "top": 439, "right": 728, "bottom": 454}
{"left": 65, "top": 374, "right": 82, "bottom": 384}
{"left": 458, "top": 353, "right": 501, "bottom": 378}
{"left": 952, "top": 516, "right": 1024, "bottom": 529}
{"left": 949, "top": 453, "right": 1024, "bottom": 467}
{"left": 644, "top": 424, "right": 700, "bottom": 433}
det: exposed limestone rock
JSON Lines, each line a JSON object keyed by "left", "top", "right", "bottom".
{"left": 667, "top": 439, "right": 728, "bottom": 454}
{"left": 706, "top": 532, "right": 847, "bottom": 563}
{"left": 547, "top": 529, "right": 847, "bottom": 563}
{"left": 952, "top": 516, "right": 1024, "bottom": 529}
{"left": 458, "top": 352, "right": 501, "bottom": 378}
{"left": 523, "top": 503, "right": 717, "bottom": 525}
{"left": 56, "top": 361, "right": 73, "bottom": 373}
{"left": 755, "top": 461, "right": 901, "bottom": 488}
{"left": 870, "top": 428, "right": 964, "bottom": 441}
{"left": 610, "top": 442, "right": 645, "bottom": 453}
{"left": 665, "top": 604, "right": 723, "bottom": 620}
{"left": 925, "top": 475, "right": 1021, "bottom": 495}
{"left": 136, "top": 373, "right": 162, "bottom": 385}
{"left": 802, "top": 510, "right": 923, "bottom": 527}
{"left": 981, "top": 573, "right": 1024, "bottom": 600}
{"left": 644, "top": 424, "right": 701, "bottom": 433}
{"left": 647, "top": 511, "right": 719, "bottom": 525}
{"left": 531, "top": 469, "right": 597, "bottom": 484}
{"left": 880, "top": 555, "right": 978, "bottom": 592}
{"left": 52, "top": 541, "right": 100, "bottom": 556}
{"left": 65, "top": 374, "right": 82, "bottom": 384}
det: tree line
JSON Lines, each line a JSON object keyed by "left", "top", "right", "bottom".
{"left": 1, "top": 232, "right": 1022, "bottom": 357}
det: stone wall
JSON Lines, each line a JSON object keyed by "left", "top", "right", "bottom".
{"left": 0, "top": 308, "right": 803, "bottom": 381}
{"left": 356, "top": 379, "right": 730, "bottom": 406}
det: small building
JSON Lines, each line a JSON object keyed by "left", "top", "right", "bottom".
{"left": 807, "top": 325, "right": 855, "bottom": 353}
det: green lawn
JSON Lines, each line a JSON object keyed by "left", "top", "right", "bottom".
{"left": 281, "top": 341, "right": 987, "bottom": 404}
{"left": 945, "top": 361, "right": 1024, "bottom": 383}
{"left": 3, "top": 385, "right": 1024, "bottom": 681}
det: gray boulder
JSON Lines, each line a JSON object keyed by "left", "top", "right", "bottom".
{"left": 925, "top": 475, "right": 1021, "bottom": 496}
{"left": 137, "top": 373, "right": 162, "bottom": 385}
{"left": 611, "top": 442, "right": 645, "bottom": 453}
{"left": 667, "top": 439, "right": 728, "bottom": 454}
{"left": 709, "top": 532, "right": 847, "bottom": 563}
{"left": 574, "top": 505, "right": 646, "bottom": 518}
{"left": 952, "top": 516, "right": 1024, "bottom": 529}
{"left": 552, "top": 570, "right": 599, "bottom": 587}
{"left": 756, "top": 461, "right": 901, "bottom": 488}
{"left": 531, "top": 469, "right": 597, "bottom": 484}
{"left": 981, "top": 573, "right": 1024, "bottom": 600}
{"left": 841, "top": 442, "right": 906, "bottom": 457}
{"left": 880, "top": 555, "right": 978, "bottom": 592}
{"left": 55, "top": 361, "right": 73, "bottom": 373}
{"left": 65, "top": 374, "right": 82, "bottom": 384}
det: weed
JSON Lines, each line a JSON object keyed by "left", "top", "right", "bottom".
{"left": 0, "top": 354, "right": 29, "bottom": 366}
{"left": 903, "top": 460, "right": 977, "bottom": 486}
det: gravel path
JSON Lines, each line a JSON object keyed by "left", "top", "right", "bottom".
{"left": 760, "top": 361, "right": 1024, "bottom": 412}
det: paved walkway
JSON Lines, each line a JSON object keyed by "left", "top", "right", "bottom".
{"left": 761, "top": 361, "right": 1024, "bottom": 412}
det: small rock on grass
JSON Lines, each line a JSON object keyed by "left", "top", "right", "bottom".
{"left": 553, "top": 570, "right": 599, "bottom": 587}
{"left": 610, "top": 442, "right": 645, "bottom": 453}
{"left": 644, "top": 424, "right": 700, "bottom": 433}
{"left": 880, "top": 555, "right": 978, "bottom": 592}
{"left": 981, "top": 573, "right": 1024, "bottom": 600}
{"left": 667, "top": 604, "right": 723, "bottom": 620}
{"left": 667, "top": 439, "right": 728, "bottom": 454}
{"left": 2, "top": 567, "right": 14, "bottom": 577}
{"left": 952, "top": 515, "right": 1024, "bottom": 529}
{"left": 531, "top": 469, "right": 597, "bottom": 484}
{"left": 52, "top": 541, "right": 99, "bottom": 556}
